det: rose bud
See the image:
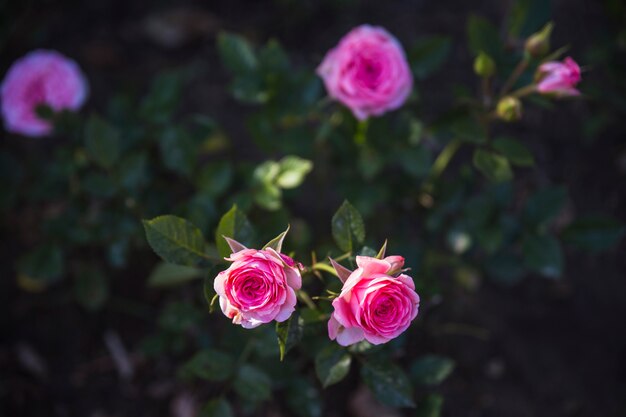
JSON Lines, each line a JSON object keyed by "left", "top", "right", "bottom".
{"left": 214, "top": 238, "right": 302, "bottom": 329}
{"left": 535, "top": 57, "right": 582, "bottom": 97}
{"left": 328, "top": 255, "right": 420, "bottom": 346}
{"left": 524, "top": 22, "right": 554, "bottom": 59}
{"left": 474, "top": 51, "right": 496, "bottom": 78}
{"left": 317, "top": 25, "right": 413, "bottom": 120}
{"left": 1, "top": 50, "right": 88, "bottom": 137}
{"left": 496, "top": 96, "right": 523, "bottom": 122}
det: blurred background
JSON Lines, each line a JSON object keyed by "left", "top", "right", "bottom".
{"left": 1, "top": 0, "right": 625, "bottom": 416}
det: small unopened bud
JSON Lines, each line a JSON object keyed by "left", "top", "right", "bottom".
{"left": 496, "top": 96, "right": 522, "bottom": 122}
{"left": 473, "top": 51, "right": 496, "bottom": 77}
{"left": 525, "top": 22, "right": 554, "bottom": 58}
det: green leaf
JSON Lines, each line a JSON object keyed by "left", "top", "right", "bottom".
{"left": 74, "top": 265, "right": 109, "bottom": 311}
{"left": 217, "top": 32, "right": 258, "bottom": 75}
{"left": 215, "top": 205, "right": 255, "bottom": 259}
{"left": 84, "top": 114, "right": 120, "bottom": 169}
{"left": 467, "top": 15, "right": 502, "bottom": 61}
{"left": 507, "top": 0, "right": 552, "bottom": 38}
{"left": 143, "top": 215, "right": 212, "bottom": 267}
{"left": 179, "top": 349, "right": 235, "bottom": 382}
{"left": 158, "top": 127, "right": 196, "bottom": 178}
{"left": 263, "top": 225, "right": 290, "bottom": 253}
{"left": 415, "top": 394, "right": 444, "bottom": 417}
{"left": 201, "top": 398, "right": 234, "bottom": 417}
{"left": 234, "top": 365, "right": 272, "bottom": 403}
{"left": 562, "top": 216, "right": 625, "bottom": 252}
{"left": 522, "top": 234, "right": 563, "bottom": 278}
{"left": 473, "top": 149, "right": 513, "bottom": 182}
{"left": 285, "top": 378, "right": 322, "bottom": 417}
{"left": 409, "top": 36, "right": 452, "bottom": 79}
{"left": 116, "top": 153, "right": 149, "bottom": 190}
{"left": 17, "top": 245, "right": 64, "bottom": 290}
{"left": 254, "top": 181, "right": 283, "bottom": 211}
{"left": 315, "top": 344, "right": 352, "bottom": 388}
{"left": 82, "top": 173, "right": 117, "bottom": 198}
{"left": 147, "top": 262, "right": 204, "bottom": 287}
{"left": 485, "top": 252, "right": 526, "bottom": 285}
{"left": 361, "top": 359, "right": 415, "bottom": 408}
{"left": 492, "top": 137, "right": 534, "bottom": 167}
{"left": 410, "top": 355, "right": 455, "bottom": 386}
{"left": 398, "top": 146, "right": 433, "bottom": 179}
{"left": 196, "top": 162, "right": 233, "bottom": 197}
{"left": 523, "top": 186, "right": 567, "bottom": 227}
{"left": 331, "top": 200, "right": 365, "bottom": 252}
{"left": 276, "top": 156, "right": 313, "bottom": 189}
{"left": 140, "top": 71, "right": 183, "bottom": 124}
{"left": 276, "top": 312, "right": 304, "bottom": 361}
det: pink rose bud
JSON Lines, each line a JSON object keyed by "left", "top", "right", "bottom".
{"left": 317, "top": 25, "right": 413, "bottom": 120}
{"left": 536, "top": 57, "right": 581, "bottom": 97}
{"left": 214, "top": 241, "right": 302, "bottom": 329}
{"left": 328, "top": 255, "right": 420, "bottom": 346}
{"left": 1, "top": 50, "right": 88, "bottom": 137}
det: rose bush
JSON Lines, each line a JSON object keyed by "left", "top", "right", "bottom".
{"left": 317, "top": 24, "right": 413, "bottom": 120}
{"left": 1, "top": 49, "right": 87, "bottom": 137}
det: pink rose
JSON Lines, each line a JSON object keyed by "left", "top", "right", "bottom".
{"left": 328, "top": 255, "right": 420, "bottom": 346}
{"left": 1, "top": 50, "right": 88, "bottom": 137}
{"left": 536, "top": 57, "right": 581, "bottom": 97}
{"left": 214, "top": 241, "right": 302, "bottom": 329}
{"left": 317, "top": 25, "right": 413, "bottom": 120}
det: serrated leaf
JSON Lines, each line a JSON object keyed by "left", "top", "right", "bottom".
{"left": 473, "top": 149, "right": 513, "bottom": 183}
{"left": 143, "top": 215, "right": 212, "bottom": 267}
{"left": 562, "top": 216, "right": 625, "bottom": 252}
{"left": 179, "top": 349, "right": 235, "bottom": 382}
{"left": 84, "top": 114, "right": 120, "bottom": 169}
{"left": 410, "top": 355, "right": 455, "bottom": 386}
{"left": 492, "top": 137, "right": 534, "bottom": 167}
{"left": 276, "top": 312, "right": 304, "bottom": 361}
{"left": 522, "top": 234, "right": 563, "bottom": 278}
{"left": 361, "top": 359, "right": 415, "bottom": 408}
{"left": 234, "top": 365, "right": 272, "bottom": 403}
{"left": 331, "top": 200, "right": 365, "bottom": 253}
{"left": 315, "top": 344, "right": 352, "bottom": 388}
{"left": 148, "top": 262, "right": 203, "bottom": 287}
{"left": 215, "top": 205, "right": 255, "bottom": 259}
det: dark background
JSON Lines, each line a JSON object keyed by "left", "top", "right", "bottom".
{"left": 1, "top": 0, "right": 625, "bottom": 416}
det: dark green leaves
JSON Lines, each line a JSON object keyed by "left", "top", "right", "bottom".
{"left": 179, "top": 349, "right": 235, "bottom": 382}
{"left": 522, "top": 234, "right": 563, "bottom": 278}
{"left": 315, "top": 344, "right": 352, "bottom": 388}
{"left": 147, "top": 262, "right": 204, "bottom": 287}
{"left": 492, "top": 137, "right": 534, "bottom": 167}
{"left": 473, "top": 149, "right": 513, "bottom": 183}
{"left": 234, "top": 365, "right": 272, "bottom": 402}
{"left": 410, "top": 355, "right": 455, "bottom": 386}
{"left": 409, "top": 36, "right": 452, "bottom": 79}
{"left": 562, "top": 216, "right": 625, "bottom": 252}
{"left": 285, "top": 378, "right": 322, "bottom": 417}
{"left": 201, "top": 399, "right": 234, "bottom": 417}
{"left": 467, "top": 15, "right": 503, "bottom": 63}
{"left": 85, "top": 114, "right": 120, "bottom": 169}
{"left": 218, "top": 32, "right": 258, "bottom": 75}
{"left": 17, "top": 245, "right": 64, "bottom": 290}
{"left": 215, "top": 205, "right": 254, "bottom": 259}
{"left": 252, "top": 156, "right": 313, "bottom": 211}
{"left": 524, "top": 186, "right": 567, "bottom": 228}
{"left": 361, "top": 359, "right": 415, "bottom": 408}
{"left": 143, "top": 215, "right": 213, "bottom": 267}
{"left": 276, "top": 312, "right": 304, "bottom": 361}
{"left": 415, "top": 394, "right": 444, "bottom": 417}
{"left": 332, "top": 200, "right": 365, "bottom": 252}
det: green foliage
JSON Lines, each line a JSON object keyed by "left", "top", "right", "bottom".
{"left": 85, "top": 114, "right": 120, "bottom": 169}
{"left": 285, "top": 378, "right": 322, "bottom": 417}
{"left": 17, "top": 245, "right": 64, "bottom": 290}
{"left": 522, "top": 234, "right": 563, "bottom": 278}
{"left": 409, "top": 36, "right": 452, "bottom": 79}
{"left": 361, "top": 358, "right": 416, "bottom": 408}
{"left": 74, "top": 265, "right": 109, "bottom": 311}
{"left": 276, "top": 312, "right": 304, "bottom": 361}
{"left": 147, "top": 262, "right": 204, "bottom": 287}
{"left": 562, "top": 216, "right": 625, "bottom": 252}
{"left": 467, "top": 15, "right": 503, "bottom": 64}
{"left": 410, "top": 355, "right": 455, "bottom": 386}
{"left": 234, "top": 365, "right": 272, "bottom": 403}
{"left": 179, "top": 349, "right": 236, "bottom": 382}
{"left": 332, "top": 200, "right": 365, "bottom": 252}
{"left": 523, "top": 186, "right": 567, "bottom": 228}
{"left": 473, "top": 149, "right": 513, "bottom": 182}
{"left": 415, "top": 394, "right": 444, "bottom": 417}
{"left": 492, "top": 137, "right": 534, "bottom": 167}
{"left": 143, "top": 215, "right": 213, "bottom": 267}
{"left": 201, "top": 399, "right": 234, "bottom": 417}
{"left": 315, "top": 344, "right": 352, "bottom": 388}
{"left": 215, "top": 205, "right": 255, "bottom": 258}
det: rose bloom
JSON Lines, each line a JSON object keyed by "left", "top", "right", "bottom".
{"left": 536, "top": 57, "right": 581, "bottom": 97}
{"left": 317, "top": 25, "right": 413, "bottom": 120}
{"left": 328, "top": 255, "right": 420, "bottom": 346}
{"left": 214, "top": 245, "right": 302, "bottom": 329}
{"left": 1, "top": 49, "right": 88, "bottom": 137}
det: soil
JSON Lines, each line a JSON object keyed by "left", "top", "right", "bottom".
{"left": 2, "top": 1, "right": 625, "bottom": 416}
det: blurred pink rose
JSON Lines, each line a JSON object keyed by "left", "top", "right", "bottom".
{"left": 1, "top": 50, "right": 88, "bottom": 137}
{"left": 536, "top": 57, "right": 581, "bottom": 97}
{"left": 317, "top": 25, "right": 413, "bottom": 120}
{"left": 214, "top": 243, "right": 302, "bottom": 329}
{"left": 328, "top": 255, "right": 420, "bottom": 346}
